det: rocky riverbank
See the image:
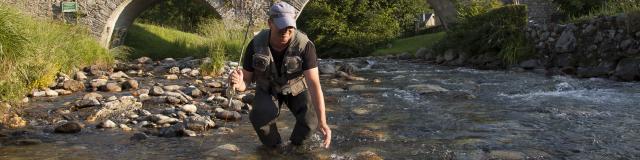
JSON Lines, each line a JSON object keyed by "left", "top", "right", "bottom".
{"left": 0, "top": 56, "right": 372, "bottom": 144}
{"left": 407, "top": 12, "right": 640, "bottom": 82}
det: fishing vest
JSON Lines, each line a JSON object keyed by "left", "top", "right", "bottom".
{"left": 251, "top": 29, "right": 310, "bottom": 96}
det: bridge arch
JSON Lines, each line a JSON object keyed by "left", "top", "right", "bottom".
{"left": 100, "top": 0, "right": 309, "bottom": 48}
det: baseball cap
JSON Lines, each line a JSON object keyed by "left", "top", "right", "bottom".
{"left": 269, "top": 2, "right": 297, "bottom": 30}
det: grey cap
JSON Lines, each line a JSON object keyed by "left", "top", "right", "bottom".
{"left": 269, "top": 2, "right": 297, "bottom": 30}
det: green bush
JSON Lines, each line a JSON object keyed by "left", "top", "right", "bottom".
{"left": 137, "top": 0, "right": 220, "bottom": 32}
{"left": 436, "top": 5, "right": 531, "bottom": 64}
{"left": 456, "top": 0, "right": 503, "bottom": 21}
{"left": 0, "top": 4, "right": 113, "bottom": 102}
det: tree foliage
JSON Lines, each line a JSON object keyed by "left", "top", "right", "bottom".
{"left": 137, "top": 0, "right": 220, "bottom": 32}
{"left": 298, "top": 0, "right": 429, "bottom": 58}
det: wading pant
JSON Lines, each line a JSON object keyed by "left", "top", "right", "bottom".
{"left": 250, "top": 89, "right": 317, "bottom": 147}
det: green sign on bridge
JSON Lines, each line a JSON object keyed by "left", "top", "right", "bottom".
{"left": 61, "top": 2, "right": 77, "bottom": 13}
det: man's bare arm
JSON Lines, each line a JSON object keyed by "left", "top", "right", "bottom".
{"left": 303, "top": 67, "right": 331, "bottom": 148}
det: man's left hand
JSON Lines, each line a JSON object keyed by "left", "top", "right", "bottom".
{"left": 319, "top": 123, "right": 331, "bottom": 148}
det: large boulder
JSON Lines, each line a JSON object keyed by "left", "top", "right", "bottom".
{"left": 318, "top": 62, "right": 337, "bottom": 75}
{"left": 444, "top": 49, "right": 458, "bottom": 61}
{"left": 55, "top": 121, "right": 84, "bottom": 133}
{"left": 613, "top": 58, "right": 640, "bottom": 81}
{"left": 215, "top": 110, "right": 242, "bottom": 121}
{"left": 121, "top": 79, "right": 139, "bottom": 90}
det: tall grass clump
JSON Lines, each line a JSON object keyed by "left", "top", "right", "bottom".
{"left": 562, "top": 0, "right": 640, "bottom": 22}
{"left": 197, "top": 19, "right": 251, "bottom": 76}
{"left": 0, "top": 4, "right": 113, "bottom": 103}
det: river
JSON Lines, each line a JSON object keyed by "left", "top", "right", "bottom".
{"left": 2, "top": 58, "right": 640, "bottom": 159}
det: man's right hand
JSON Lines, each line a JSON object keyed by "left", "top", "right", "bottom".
{"left": 229, "top": 69, "right": 245, "bottom": 91}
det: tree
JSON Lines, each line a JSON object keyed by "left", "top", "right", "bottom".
{"left": 427, "top": 0, "right": 458, "bottom": 30}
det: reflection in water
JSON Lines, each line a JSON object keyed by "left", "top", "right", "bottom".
{"left": 3, "top": 59, "right": 640, "bottom": 159}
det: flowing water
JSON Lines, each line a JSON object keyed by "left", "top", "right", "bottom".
{"left": 2, "top": 58, "right": 640, "bottom": 159}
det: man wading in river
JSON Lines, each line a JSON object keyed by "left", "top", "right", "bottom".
{"left": 229, "top": 2, "right": 332, "bottom": 150}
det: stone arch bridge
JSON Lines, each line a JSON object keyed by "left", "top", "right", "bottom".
{"left": 0, "top": 0, "right": 309, "bottom": 48}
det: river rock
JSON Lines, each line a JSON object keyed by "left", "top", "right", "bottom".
{"left": 150, "top": 86, "right": 165, "bottom": 96}
{"left": 163, "top": 85, "right": 183, "bottom": 91}
{"left": 180, "top": 104, "right": 197, "bottom": 114}
{"left": 180, "top": 68, "right": 192, "bottom": 74}
{"left": 121, "top": 79, "right": 139, "bottom": 90}
{"left": 98, "top": 120, "right": 117, "bottom": 128}
{"left": 185, "top": 87, "right": 202, "bottom": 98}
{"left": 319, "top": 63, "right": 337, "bottom": 75}
{"left": 109, "top": 71, "right": 129, "bottom": 80}
{"left": 444, "top": 49, "right": 458, "bottom": 61}
{"left": 74, "top": 71, "right": 88, "bottom": 81}
{"left": 55, "top": 121, "right": 84, "bottom": 133}
{"left": 158, "top": 123, "right": 184, "bottom": 137}
{"left": 162, "top": 58, "right": 176, "bottom": 64}
{"left": 31, "top": 91, "right": 46, "bottom": 97}
{"left": 168, "top": 67, "right": 180, "bottom": 74}
{"left": 240, "top": 93, "right": 255, "bottom": 104}
{"left": 63, "top": 80, "right": 85, "bottom": 92}
{"left": 75, "top": 99, "right": 101, "bottom": 108}
{"left": 182, "top": 129, "right": 197, "bottom": 137}
{"left": 151, "top": 114, "right": 179, "bottom": 124}
{"left": 555, "top": 30, "right": 577, "bottom": 53}
{"left": 165, "top": 74, "right": 178, "bottom": 80}
{"left": 519, "top": 59, "right": 540, "bottom": 70}
{"left": 54, "top": 89, "right": 72, "bottom": 95}
{"left": 90, "top": 79, "right": 108, "bottom": 90}
{"left": 119, "top": 124, "right": 132, "bottom": 131}
{"left": 225, "top": 99, "right": 243, "bottom": 112}
{"left": 415, "top": 47, "right": 429, "bottom": 59}
{"left": 206, "top": 81, "right": 223, "bottom": 88}
{"left": 6, "top": 113, "right": 27, "bottom": 128}
{"left": 185, "top": 115, "right": 215, "bottom": 131}
{"left": 101, "top": 83, "right": 122, "bottom": 92}
{"left": 215, "top": 110, "right": 241, "bottom": 121}
{"left": 45, "top": 89, "right": 59, "bottom": 97}
{"left": 132, "top": 89, "right": 149, "bottom": 97}
{"left": 83, "top": 92, "right": 103, "bottom": 101}
{"left": 613, "top": 58, "right": 640, "bottom": 81}
{"left": 136, "top": 57, "right": 152, "bottom": 64}
{"left": 216, "top": 144, "right": 240, "bottom": 152}
{"left": 130, "top": 133, "right": 148, "bottom": 141}
{"left": 406, "top": 84, "right": 449, "bottom": 94}
{"left": 337, "top": 62, "right": 358, "bottom": 75}
{"left": 85, "top": 65, "right": 111, "bottom": 76}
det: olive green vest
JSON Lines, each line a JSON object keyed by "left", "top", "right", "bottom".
{"left": 251, "top": 29, "right": 310, "bottom": 96}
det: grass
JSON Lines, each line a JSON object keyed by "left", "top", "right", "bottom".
{"left": 124, "top": 22, "right": 211, "bottom": 59}
{"left": 372, "top": 32, "right": 446, "bottom": 56}
{"left": 123, "top": 18, "right": 256, "bottom": 76}
{"left": 0, "top": 3, "right": 113, "bottom": 120}
{"left": 568, "top": 0, "right": 640, "bottom": 23}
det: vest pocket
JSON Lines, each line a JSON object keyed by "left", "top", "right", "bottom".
{"left": 253, "top": 53, "right": 270, "bottom": 72}
{"left": 285, "top": 56, "right": 302, "bottom": 74}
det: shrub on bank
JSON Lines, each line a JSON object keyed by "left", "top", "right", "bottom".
{"left": 435, "top": 5, "right": 531, "bottom": 65}
{"left": 0, "top": 4, "right": 113, "bottom": 102}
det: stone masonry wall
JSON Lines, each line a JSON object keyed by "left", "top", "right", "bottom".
{"left": 526, "top": 13, "right": 640, "bottom": 81}
{"left": 0, "top": 0, "right": 125, "bottom": 39}
{"left": 520, "top": 0, "right": 558, "bottom": 23}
